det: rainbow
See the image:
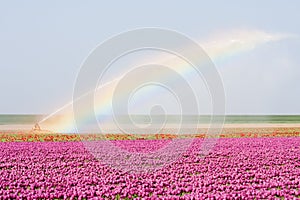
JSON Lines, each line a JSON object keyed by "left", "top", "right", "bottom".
{"left": 40, "top": 29, "right": 292, "bottom": 133}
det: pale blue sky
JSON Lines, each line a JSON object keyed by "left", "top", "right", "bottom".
{"left": 0, "top": 1, "right": 299, "bottom": 114}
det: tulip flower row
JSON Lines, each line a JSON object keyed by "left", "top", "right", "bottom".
{"left": 1, "top": 127, "right": 299, "bottom": 142}
{"left": 0, "top": 137, "right": 299, "bottom": 199}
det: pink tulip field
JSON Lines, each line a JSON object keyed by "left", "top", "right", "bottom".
{"left": 0, "top": 136, "right": 299, "bottom": 199}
